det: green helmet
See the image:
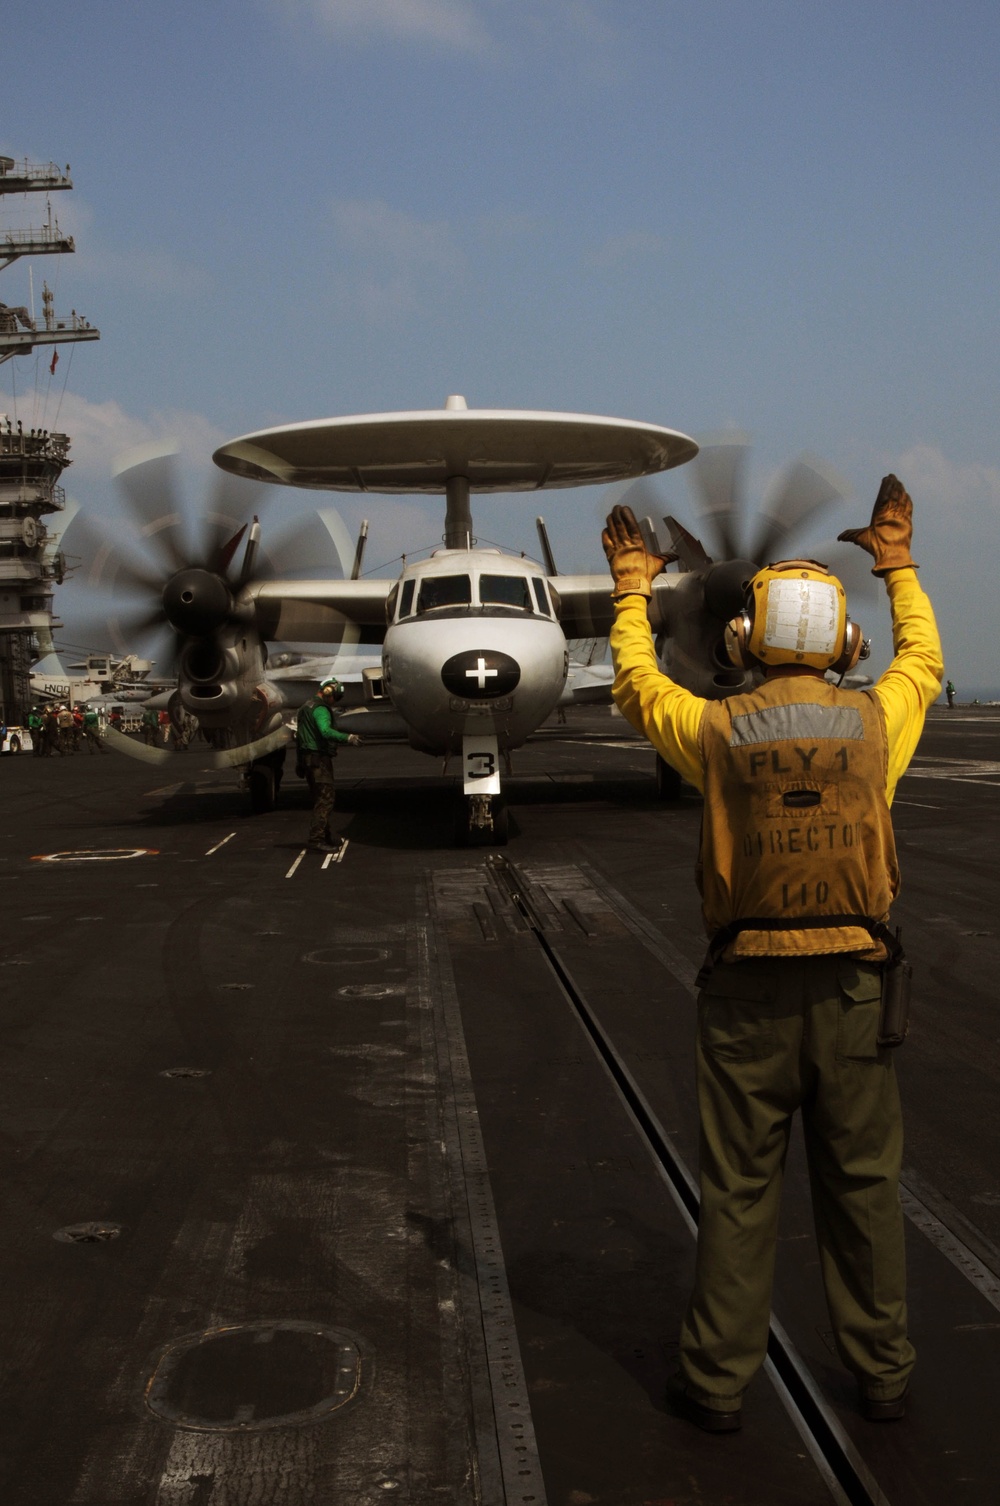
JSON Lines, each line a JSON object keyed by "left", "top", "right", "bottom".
{"left": 319, "top": 678, "right": 345, "bottom": 702}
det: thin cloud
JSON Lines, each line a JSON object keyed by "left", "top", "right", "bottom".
{"left": 47, "top": 198, "right": 211, "bottom": 298}
{"left": 46, "top": 392, "right": 227, "bottom": 481}
{"left": 585, "top": 230, "right": 666, "bottom": 270}
{"left": 270, "top": 0, "right": 620, "bottom": 61}
{"left": 475, "top": 210, "right": 544, "bottom": 241}
{"left": 892, "top": 443, "right": 1000, "bottom": 521}
{"left": 275, "top": 0, "right": 491, "bottom": 51}
{"left": 328, "top": 198, "right": 466, "bottom": 323}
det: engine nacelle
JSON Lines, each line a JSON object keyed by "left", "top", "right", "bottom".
{"left": 177, "top": 624, "right": 271, "bottom": 730}
{"left": 651, "top": 570, "right": 757, "bottom": 700}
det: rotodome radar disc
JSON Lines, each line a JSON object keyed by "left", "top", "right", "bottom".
{"left": 213, "top": 396, "right": 699, "bottom": 495}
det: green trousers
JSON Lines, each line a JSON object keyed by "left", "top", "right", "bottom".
{"left": 302, "top": 753, "right": 336, "bottom": 841}
{"left": 679, "top": 954, "right": 914, "bottom": 1411}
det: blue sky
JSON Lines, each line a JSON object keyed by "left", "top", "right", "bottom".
{"left": 4, "top": 0, "right": 999, "bottom": 686}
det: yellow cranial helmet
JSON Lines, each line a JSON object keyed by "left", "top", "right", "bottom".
{"left": 725, "top": 560, "right": 864, "bottom": 673}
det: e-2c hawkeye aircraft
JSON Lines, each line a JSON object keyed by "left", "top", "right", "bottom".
{"left": 76, "top": 398, "right": 866, "bottom": 844}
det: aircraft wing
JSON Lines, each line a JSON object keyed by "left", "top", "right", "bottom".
{"left": 558, "top": 661, "right": 614, "bottom": 706}
{"left": 266, "top": 652, "right": 383, "bottom": 709}
{"left": 549, "top": 574, "right": 682, "bottom": 640}
{"left": 548, "top": 575, "right": 617, "bottom": 640}
{"left": 251, "top": 578, "right": 391, "bottom": 645}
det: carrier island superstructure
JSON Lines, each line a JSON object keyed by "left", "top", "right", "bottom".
{"left": 0, "top": 155, "right": 99, "bottom": 725}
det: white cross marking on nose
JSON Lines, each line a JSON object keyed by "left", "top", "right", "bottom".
{"left": 465, "top": 656, "right": 498, "bottom": 691}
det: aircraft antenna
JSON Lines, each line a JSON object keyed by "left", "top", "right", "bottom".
{"left": 350, "top": 519, "right": 369, "bottom": 580}
{"left": 535, "top": 516, "right": 558, "bottom": 575}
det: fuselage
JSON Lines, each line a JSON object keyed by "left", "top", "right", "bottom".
{"left": 381, "top": 548, "right": 567, "bottom": 755}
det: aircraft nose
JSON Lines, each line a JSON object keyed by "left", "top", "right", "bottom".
{"left": 441, "top": 650, "right": 520, "bottom": 699}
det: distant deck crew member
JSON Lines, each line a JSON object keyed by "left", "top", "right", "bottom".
{"left": 56, "top": 704, "right": 75, "bottom": 755}
{"left": 945, "top": 678, "right": 956, "bottom": 707}
{"left": 141, "top": 706, "right": 159, "bottom": 746}
{"left": 296, "top": 678, "right": 361, "bottom": 853}
{"left": 81, "top": 705, "right": 107, "bottom": 754}
{"left": 28, "top": 706, "right": 44, "bottom": 756}
{"left": 41, "top": 706, "right": 60, "bottom": 756}
{"left": 603, "top": 475, "right": 942, "bottom": 1432}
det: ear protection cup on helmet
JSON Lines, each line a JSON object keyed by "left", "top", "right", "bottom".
{"left": 829, "top": 618, "right": 865, "bottom": 676}
{"left": 724, "top": 610, "right": 755, "bottom": 669}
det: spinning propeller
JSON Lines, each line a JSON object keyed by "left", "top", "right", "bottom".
{"left": 60, "top": 447, "right": 352, "bottom": 669}
{"left": 614, "top": 435, "right": 875, "bottom": 698}
{"left": 59, "top": 448, "right": 357, "bottom": 769}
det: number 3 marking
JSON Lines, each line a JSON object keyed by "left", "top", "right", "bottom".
{"left": 467, "top": 752, "right": 496, "bottom": 780}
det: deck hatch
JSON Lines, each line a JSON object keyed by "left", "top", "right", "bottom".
{"left": 145, "top": 1320, "right": 363, "bottom": 1431}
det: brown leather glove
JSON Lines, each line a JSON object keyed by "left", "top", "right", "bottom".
{"left": 837, "top": 473, "right": 917, "bottom": 576}
{"left": 602, "top": 504, "right": 671, "bottom": 598}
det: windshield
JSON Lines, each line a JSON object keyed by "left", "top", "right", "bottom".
{"left": 479, "top": 574, "right": 532, "bottom": 610}
{"left": 531, "top": 578, "right": 550, "bottom": 616}
{"left": 417, "top": 574, "right": 471, "bottom": 612}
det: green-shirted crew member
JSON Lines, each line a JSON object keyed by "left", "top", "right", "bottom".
{"left": 141, "top": 705, "right": 159, "bottom": 746}
{"left": 82, "top": 705, "right": 107, "bottom": 754}
{"left": 296, "top": 678, "right": 361, "bottom": 852}
{"left": 28, "top": 707, "right": 44, "bottom": 756}
{"left": 603, "top": 475, "right": 943, "bottom": 1433}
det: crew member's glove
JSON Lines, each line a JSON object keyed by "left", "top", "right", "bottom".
{"left": 837, "top": 473, "right": 917, "bottom": 576}
{"left": 347, "top": 734, "right": 362, "bottom": 746}
{"left": 601, "top": 504, "right": 672, "bottom": 599}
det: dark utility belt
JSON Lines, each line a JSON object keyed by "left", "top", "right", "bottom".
{"left": 697, "top": 914, "right": 911, "bottom": 1047}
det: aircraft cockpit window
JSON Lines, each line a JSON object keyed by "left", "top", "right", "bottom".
{"left": 417, "top": 574, "right": 471, "bottom": 612}
{"left": 398, "top": 579, "right": 415, "bottom": 618}
{"left": 480, "top": 574, "right": 531, "bottom": 610}
{"left": 531, "top": 578, "right": 550, "bottom": 616}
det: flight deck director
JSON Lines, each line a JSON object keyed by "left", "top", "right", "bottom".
{"left": 603, "top": 476, "right": 943, "bottom": 1431}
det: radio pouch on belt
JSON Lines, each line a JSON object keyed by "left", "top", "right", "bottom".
{"left": 698, "top": 915, "right": 912, "bottom": 1047}
{"left": 875, "top": 925, "right": 912, "bottom": 1047}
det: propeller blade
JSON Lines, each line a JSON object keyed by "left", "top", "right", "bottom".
{"left": 610, "top": 474, "right": 668, "bottom": 522}
{"left": 256, "top": 507, "right": 354, "bottom": 580}
{"left": 749, "top": 454, "right": 849, "bottom": 565}
{"left": 317, "top": 506, "right": 357, "bottom": 578}
{"left": 687, "top": 433, "right": 751, "bottom": 560}
{"left": 208, "top": 469, "right": 272, "bottom": 531}
{"left": 808, "top": 540, "right": 881, "bottom": 606}
{"left": 59, "top": 511, "right": 164, "bottom": 597}
{"left": 103, "top": 613, "right": 179, "bottom": 675}
{"left": 112, "top": 447, "right": 191, "bottom": 574}
{"left": 211, "top": 724, "right": 292, "bottom": 769}
{"left": 40, "top": 497, "right": 79, "bottom": 559}
{"left": 102, "top": 725, "right": 176, "bottom": 765}
{"left": 191, "top": 471, "right": 273, "bottom": 571}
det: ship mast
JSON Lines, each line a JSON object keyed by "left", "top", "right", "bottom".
{"left": 0, "top": 156, "right": 100, "bottom": 725}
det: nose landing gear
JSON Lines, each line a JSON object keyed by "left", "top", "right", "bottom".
{"left": 457, "top": 792, "right": 508, "bottom": 847}
{"left": 458, "top": 732, "right": 508, "bottom": 845}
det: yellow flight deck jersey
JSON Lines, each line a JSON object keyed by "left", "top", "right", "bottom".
{"left": 611, "top": 568, "right": 944, "bottom": 958}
